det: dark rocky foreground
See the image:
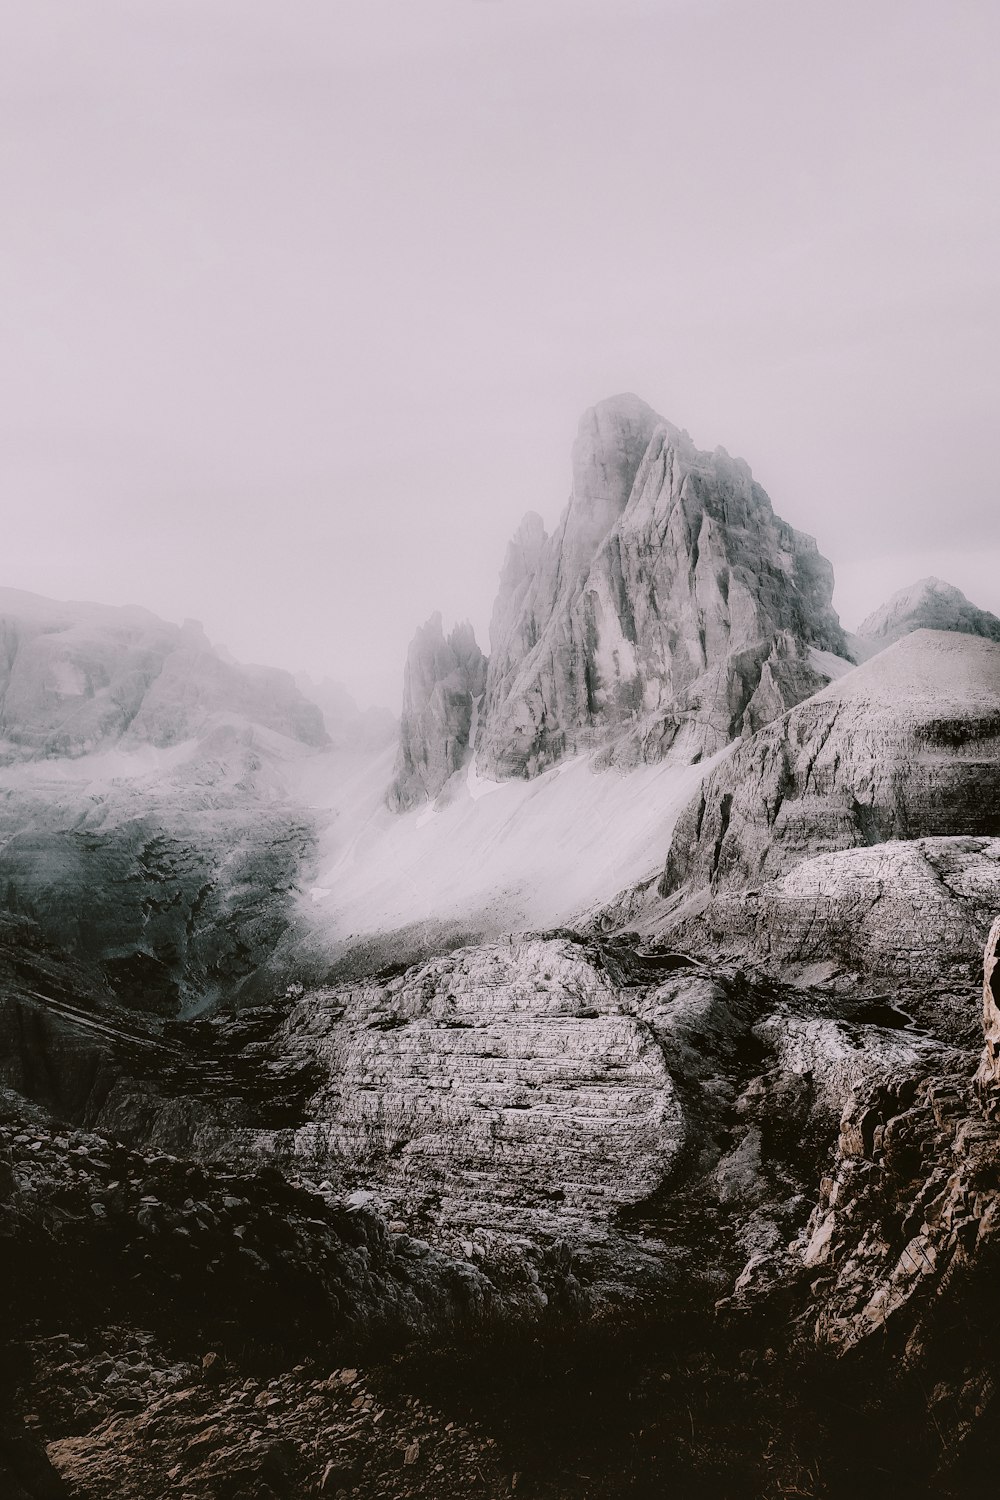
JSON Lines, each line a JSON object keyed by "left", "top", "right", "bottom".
{"left": 1, "top": 1106, "right": 997, "bottom": 1500}
{"left": 3, "top": 921, "right": 1000, "bottom": 1499}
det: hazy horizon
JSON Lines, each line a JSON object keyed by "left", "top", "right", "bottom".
{"left": 3, "top": 1, "right": 998, "bottom": 710}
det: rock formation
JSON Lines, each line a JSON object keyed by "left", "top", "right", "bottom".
{"left": 477, "top": 394, "right": 851, "bottom": 779}
{"left": 386, "top": 614, "right": 486, "bottom": 810}
{"left": 385, "top": 394, "right": 853, "bottom": 805}
{"left": 0, "top": 588, "right": 328, "bottom": 760}
{"left": 0, "top": 589, "right": 337, "bottom": 1015}
{"left": 977, "top": 913, "right": 1000, "bottom": 1093}
{"left": 853, "top": 575, "right": 1000, "bottom": 657}
{"left": 721, "top": 915, "right": 1000, "bottom": 1487}
{"left": 656, "top": 627, "right": 1000, "bottom": 902}
{"left": 588, "top": 630, "right": 1000, "bottom": 981}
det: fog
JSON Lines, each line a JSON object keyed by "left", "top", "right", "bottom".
{"left": 2, "top": 0, "right": 998, "bottom": 708}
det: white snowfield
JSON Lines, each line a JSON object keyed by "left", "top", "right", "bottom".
{"left": 300, "top": 739, "right": 729, "bottom": 941}
{"left": 299, "top": 629, "right": 1000, "bottom": 946}
{"left": 812, "top": 626, "right": 1000, "bottom": 710}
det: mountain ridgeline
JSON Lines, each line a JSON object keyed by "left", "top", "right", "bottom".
{"left": 388, "top": 393, "right": 854, "bottom": 807}
{"left": 389, "top": 395, "right": 1000, "bottom": 812}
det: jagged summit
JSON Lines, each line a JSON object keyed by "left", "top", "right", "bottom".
{"left": 388, "top": 395, "right": 853, "bottom": 808}
{"left": 0, "top": 586, "right": 328, "bottom": 759}
{"left": 855, "top": 575, "right": 1000, "bottom": 649}
{"left": 386, "top": 613, "right": 486, "bottom": 811}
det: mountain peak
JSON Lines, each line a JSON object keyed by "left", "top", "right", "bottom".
{"left": 385, "top": 616, "right": 487, "bottom": 811}
{"left": 475, "top": 398, "right": 848, "bottom": 779}
{"left": 856, "top": 576, "right": 1000, "bottom": 647}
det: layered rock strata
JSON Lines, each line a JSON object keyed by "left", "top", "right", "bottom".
{"left": 62, "top": 933, "right": 965, "bottom": 1310}
{"left": 616, "top": 630, "right": 1000, "bottom": 985}
{"left": 732, "top": 917, "right": 1000, "bottom": 1486}
{"left": 661, "top": 631, "right": 1000, "bottom": 898}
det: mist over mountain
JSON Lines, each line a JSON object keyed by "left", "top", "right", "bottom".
{"left": 2, "top": 394, "right": 1000, "bottom": 1500}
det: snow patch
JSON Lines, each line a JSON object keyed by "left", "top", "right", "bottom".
{"left": 302, "top": 740, "right": 730, "bottom": 942}
{"left": 807, "top": 647, "right": 856, "bottom": 683}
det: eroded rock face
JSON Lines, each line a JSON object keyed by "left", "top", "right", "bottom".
{"left": 661, "top": 630, "right": 1000, "bottom": 902}
{"left": 854, "top": 575, "right": 1000, "bottom": 656}
{"left": 720, "top": 916, "right": 1000, "bottom": 1487}
{"left": 76, "top": 932, "right": 963, "bottom": 1314}
{"left": 0, "top": 589, "right": 336, "bottom": 1015}
{"left": 386, "top": 615, "right": 486, "bottom": 811}
{"left": 286, "top": 939, "right": 687, "bottom": 1236}
{"left": 476, "top": 394, "right": 850, "bottom": 779}
{"left": 976, "top": 914, "right": 1000, "bottom": 1092}
{"left": 0, "top": 589, "right": 327, "bottom": 760}
{"left": 610, "top": 836, "right": 1000, "bottom": 988}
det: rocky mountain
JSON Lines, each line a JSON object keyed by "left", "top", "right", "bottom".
{"left": 479, "top": 395, "right": 852, "bottom": 778}
{"left": 662, "top": 629, "right": 1000, "bottom": 893}
{"left": 386, "top": 614, "right": 486, "bottom": 811}
{"left": 853, "top": 575, "right": 1000, "bottom": 656}
{"left": 0, "top": 589, "right": 339, "bottom": 1015}
{"left": 597, "top": 630, "right": 1000, "bottom": 981}
{"left": 0, "top": 587, "right": 328, "bottom": 760}
{"left": 6, "top": 423, "right": 1000, "bottom": 1494}
{"left": 387, "top": 396, "right": 853, "bottom": 804}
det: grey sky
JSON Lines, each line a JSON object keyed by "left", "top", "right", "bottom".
{"left": 2, "top": 0, "right": 998, "bottom": 708}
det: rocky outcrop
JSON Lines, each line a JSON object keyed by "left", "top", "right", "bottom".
{"left": 0, "top": 589, "right": 327, "bottom": 760}
{"left": 976, "top": 914, "right": 1000, "bottom": 1093}
{"left": 853, "top": 575, "right": 1000, "bottom": 657}
{"left": 596, "top": 630, "right": 1000, "bottom": 982}
{"left": 476, "top": 394, "right": 850, "bottom": 779}
{"left": 72, "top": 932, "right": 966, "bottom": 1313}
{"left": 659, "top": 630, "right": 1000, "bottom": 901}
{"left": 386, "top": 615, "right": 486, "bottom": 811}
{"left": 0, "top": 589, "right": 341, "bottom": 1015}
{"left": 731, "top": 917, "right": 1000, "bottom": 1487}
{"left": 284, "top": 939, "right": 690, "bottom": 1241}
{"left": 604, "top": 836, "right": 1000, "bottom": 991}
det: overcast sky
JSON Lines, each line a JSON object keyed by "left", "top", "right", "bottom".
{"left": 2, "top": 0, "right": 998, "bottom": 708}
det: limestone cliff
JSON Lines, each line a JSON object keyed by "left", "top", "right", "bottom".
{"left": 661, "top": 630, "right": 1000, "bottom": 896}
{"left": 477, "top": 394, "right": 850, "bottom": 779}
{"left": 853, "top": 575, "right": 1000, "bottom": 657}
{"left": 386, "top": 395, "right": 852, "bottom": 806}
{"left": 0, "top": 588, "right": 328, "bottom": 759}
{"left": 386, "top": 614, "right": 486, "bottom": 811}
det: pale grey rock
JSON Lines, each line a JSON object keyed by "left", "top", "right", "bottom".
{"left": 853, "top": 575, "right": 1000, "bottom": 660}
{"left": 476, "top": 394, "right": 850, "bottom": 779}
{"left": 620, "top": 837, "right": 1000, "bottom": 986}
{"left": 386, "top": 613, "right": 486, "bottom": 810}
{"left": 0, "top": 588, "right": 328, "bottom": 759}
{"left": 0, "top": 588, "right": 333, "bottom": 1013}
{"left": 660, "top": 630, "right": 1000, "bottom": 901}
{"left": 591, "top": 630, "right": 1000, "bottom": 983}
{"left": 105, "top": 937, "right": 940, "bottom": 1291}
{"left": 279, "top": 939, "right": 690, "bottom": 1238}
{"left": 976, "top": 913, "right": 1000, "bottom": 1092}
{"left": 731, "top": 918, "right": 1000, "bottom": 1438}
